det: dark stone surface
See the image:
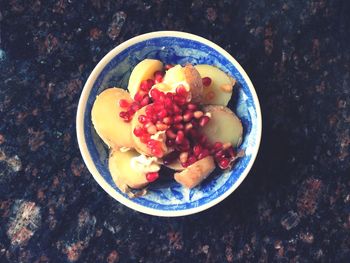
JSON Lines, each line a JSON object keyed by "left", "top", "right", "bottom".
{"left": 0, "top": 0, "right": 350, "bottom": 262}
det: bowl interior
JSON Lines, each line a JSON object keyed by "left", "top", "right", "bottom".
{"left": 80, "top": 34, "right": 260, "bottom": 216}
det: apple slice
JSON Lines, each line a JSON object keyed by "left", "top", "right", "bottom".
{"left": 201, "top": 105, "right": 243, "bottom": 147}
{"left": 109, "top": 149, "right": 149, "bottom": 190}
{"left": 157, "top": 64, "right": 203, "bottom": 102}
{"left": 127, "top": 59, "right": 163, "bottom": 98}
{"left": 194, "top": 64, "right": 235, "bottom": 105}
{"left": 91, "top": 88, "right": 134, "bottom": 149}
{"left": 131, "top": 104, "right": 168, "bottom": 157}
{"left": 174, "top": 156, "right": 215, "bottom": 188}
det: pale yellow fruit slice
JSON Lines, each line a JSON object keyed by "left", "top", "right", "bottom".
{"left": 109, "top": 149, "right": 149, "bottom": 190}
{"left": 201, "top": 105, "right": 243, "bottom": 147}
{"left": 159, "top": 64, "right": 203, "bottom": 102}
{"left": 127, "top": 59, "right": 163, "bottom": 98}
{"left": 174, "top": 156, "right": 215, "bottom": 188}
{"left": 195, "top": 64, "right": 235, "bottom": 105}
{"left": 131, "top": 104, "right": 168, "bottom": 157}
{"left": 91, "top": 88, "right": 134, "bottom": 149}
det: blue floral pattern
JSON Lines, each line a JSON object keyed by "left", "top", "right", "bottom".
{"left": 83, "top": 36, "right": 260, "bottom": 212}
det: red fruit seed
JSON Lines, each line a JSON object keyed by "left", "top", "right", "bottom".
{"left": 119, "top": 99, "right": 130, "bottom": 108}
{"left": 202, "top": 77, "right": 212, "bottom": 87}
{"left": 146, "top": 172, "right": 159, "bottom": 182}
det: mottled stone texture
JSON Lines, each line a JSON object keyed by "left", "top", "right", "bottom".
{"left": 0, "top": 0, "right": 349, "bottom": 262}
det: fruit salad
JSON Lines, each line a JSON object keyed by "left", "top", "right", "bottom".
{"left": 91, "top": 59, "right": 243, "bottom": 193}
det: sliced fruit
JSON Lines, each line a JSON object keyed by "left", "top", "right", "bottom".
{"left": 131, "top": 104, "right": 168, "bottom": 157}
{"left": 201, "top": 105, "right": 243, "bottom": 147}
{"left": 158, "top": 64, "right": 203, "bottom": 102}
{"left": 174, "top": 156, "right": 215, "bottom": 188}
{"left": 164, "top": 159, "right": 186, "bottom": 171}
{"left": 127, "top": 59, "right": 163, "bottom": 98}
{"left": 109, "top": 149, "right": 149, "bottom": 190}
{"left": 91, "top": 88, "right": 134, "bottom": 149}
{"left": 195, "top": 64, "right": 235, "bottom": 105}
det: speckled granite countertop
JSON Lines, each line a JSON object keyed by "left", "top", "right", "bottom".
{"left": 0, "top": 0, "right": 349, "bottom": 262}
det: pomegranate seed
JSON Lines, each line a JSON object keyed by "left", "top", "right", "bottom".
{"left": 151, "top": 147, "right": 163, "bottom": 158}
{"left": 166, "top": 138, "right": 175, "bottom": 147}
{"left": 173, "top": 104, "right": 181, "bottom": 114}
{"left": 193, "top": 111, "right": 204, "bottom": 119}
{"left": 158, "top": 93, "right": 165, "bottom": 102}
{"left": 155, "top": 122, "right": 167, "bottom": 131}
{"left": 202, "top": 77, "right": 212, "bottom": 86}
{"left": 187, "top": 103, "right": 197, "bottom": 111}
{"left": 157, "top": 109, "right": 168, "bottom": 119}
{"left": 119, "top": 99, "right": 130, "bottom": 108}
{"left": 215, "top": 150, "right": 226, "bottom": 159}
{"left": 134, "top": 90, "right": 146, "bottom": 101}
{"left": 163, "top": 117, "right": 172, "bottom": 125}
{"left": 173, "top": 123, "right": 184, "bottom": 130}
{"left": 140, "top": 96, "right": 150, "bottom": 106}
{"left": 165, "top": 64, "right": 174, "bottom": 70}
{"left": 164, "top": 97, "right": 173, "bottom": 108}
{"left": 145, "top": 106, "right": 154, "bottom": 117}
{"left": 179, "top": 139, "right": 190, "bottom": 151}
{"left": 146, "top": 172, "right": 159, "bottom": 182}
{"left": 183, "top": 111, "right": 193, "bottom": 122}
{"left": 176, "top": 85, "right": 188, "bottom": 96}
{"left": 173, "top": 115, "right": 183, "bottom": 123}
{"left": 175, "top": 130, "right": 185, "bottom": 144}
{"left": 198, "top": 149, "right": 209, "bottom": 160}
{"left": 219, "top": 158, "right": 230, "bottom": 169}
{"left": 163, "top": 151, "right": 179, "bottom": 165}
{"left": 174, "top": 96, "right": 186, "bottom": 105}
{"left": 179, "top": 152, "right": 189, "bottom": 163}
{"left": 154, "top": 71, "right": 165, "bottom": 83}
{"left": 166, "top": 129, "right": 177, "bottom": 139}
{"left": 133, "top": 127, "right": 144, "bottom": 137}
{"left": 147, "top": 124, "right": 157, "bottom": 135}
{"left": 199, "top": 116, "right": 210, "bottom": 127}
{"left": 119, "top": 111, "right": 129, "bottom": 120}
{"left": 150, "top": 88, "right": 161, "bottom": 100}
{"left": 131, "top": 102, "right": 141, "bottom": 112}
{"left": 138, "top": 115, "right": 149, "bottom": 124}
{"left": 193, "top": 144, "right": 202, "bottom": 157}
{"left": 184, "top": 123, "right": 193, "bottom": 132}
{"left": 187, "top": 156, "right": 197, "bottom": 166}
{"left": 213, "top": 142, "right": 223, "bottom": 151}
{"left": 140, "top": 79, "right": 153, "bottom": 91}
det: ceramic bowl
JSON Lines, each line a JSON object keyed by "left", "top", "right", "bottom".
{"left": 76, "top": 31, "right": 262, "bottom": 217}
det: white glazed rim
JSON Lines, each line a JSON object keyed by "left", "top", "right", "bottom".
{"left": 76, "top": 31, "right": 262, "bottom": 217}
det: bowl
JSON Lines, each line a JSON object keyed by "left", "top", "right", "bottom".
{"left": 76, "top": 31, "right": 262, "bottom": 217}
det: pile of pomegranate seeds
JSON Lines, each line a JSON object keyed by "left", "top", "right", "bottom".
{"left": 119, "top": 68, "right": 238, "bottom": 170}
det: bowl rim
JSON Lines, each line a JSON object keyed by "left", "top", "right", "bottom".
{"left": 76, "top": 31, "right": 262, "bottom": 217}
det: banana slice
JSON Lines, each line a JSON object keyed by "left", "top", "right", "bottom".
{"left": 91, "top": 88, "right": 134, "bottom": 149}
{"left": 195, "top": 64, "right": 235, "bottom": 105}
{"left": 127, "top": 59, "right": 163, "bottom": 98}
{"left": 201, "top": 105, "right": 243, "bottom": 147}
{"left": 109, "top": 149, "right": 149, "bottom": 190}
{"left": 174, "top": 156, "right": 215, "bottom": 188}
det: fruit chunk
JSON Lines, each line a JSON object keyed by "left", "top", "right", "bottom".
{"left": 174, "top": 156, "right": 215, "bottom": 188}
{"left": 91, "top": 88, "right": 134, "bottom": 149}
{"left": 195, "top": 64, "right": 235, "bottom": 105}
{"left": 158, "top": 64, "right": 203, "bottom": 102}
{"left": 109, "top": 149, "right": 149, "bottom": 190}
{"left": 131, "top": 104, "right": 168, "bottom": 157}
{"left": 127, "top": 59, "right": 163, "bottom": 98}
{"left": 201, "top": 105, "right": 243, "bottom": 147}
{"left": 164, "top": 160, "right": 186, "bottom": 171}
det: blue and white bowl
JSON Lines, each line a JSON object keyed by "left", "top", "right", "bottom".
{"left": 76, "top": 31, "right": 262, "bottom": 217}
